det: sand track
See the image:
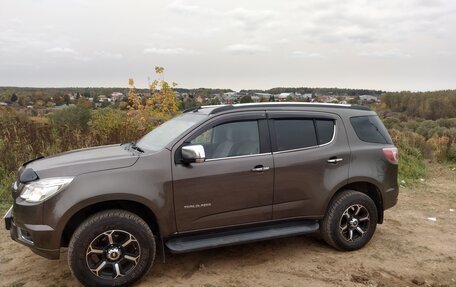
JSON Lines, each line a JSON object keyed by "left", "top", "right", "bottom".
{"left": 1, "top": 164, "right": 455, "bottom": 287}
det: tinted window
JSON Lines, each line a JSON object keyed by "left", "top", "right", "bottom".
{"left": 350, "top": 116, "right": 392, "bottom": 144}
{"left": 316, "top": 120, "right": 334, "bottom": 144}
{"left": 274, "top": 119, "right": 317, "bottom": 151}
{"left": 191, "top": 121, "right": 260, "bottom": 159}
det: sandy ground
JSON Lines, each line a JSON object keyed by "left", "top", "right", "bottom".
{"left": 1, "top": 164, "right": 455, "bottom": 287}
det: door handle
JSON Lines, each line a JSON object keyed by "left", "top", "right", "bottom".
{"left": 327, "top": 157, "right": 343, "bottom": 164}
{"left": 251, "top": 165, "right": 270, "bottom": 172}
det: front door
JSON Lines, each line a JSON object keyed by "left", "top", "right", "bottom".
{"left": 172, "top": 112, "right": 273, "bottom": 232}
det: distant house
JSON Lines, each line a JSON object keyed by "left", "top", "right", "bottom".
{"left": 295, "top": 93, "right": 312, "bottom": 101}
{"left": 195, "top": 95, "right": 204, "bottom": 104}
{"left": 0, "top": 102, "right": 9, "bottom": 106}
{"left": 315, "top": 95, "right": 336, "bottom": 103}
{"left": 98, "top": 95, "right": 108, "bottom": 102}
{"left": 111, "top": 92, "right": 124, "bottom": 102}
{"left": 275, "top": 92, "right": 294, "bottom": 101}
{"left": 359, "top": 95, "right": 379, "bottom": 102}
{"left": 250, "top": 95, "right": 261, "bottom": 102}
{"left": 223, "top": 92, "right": 242, "bottom": 104}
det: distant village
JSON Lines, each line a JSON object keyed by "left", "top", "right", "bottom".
{"left": 176, "top": 91, "right": 380, "bottom": 105}
{"left": 0, "top": 89, "right": 382, "bottom": 114}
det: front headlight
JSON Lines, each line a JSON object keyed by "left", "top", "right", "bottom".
{"left": 20, "top": 177, "right": 74, "bottom": 203}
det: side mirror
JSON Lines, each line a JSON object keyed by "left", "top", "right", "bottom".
{"left": 181, "top": 145, "right": 206, "bottom": 163}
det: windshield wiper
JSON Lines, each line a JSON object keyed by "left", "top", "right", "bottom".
{"left": 131, "top": 142, "right": 144, "bottom": 153}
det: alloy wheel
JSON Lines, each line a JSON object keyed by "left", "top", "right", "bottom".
{"left": 339, "top": 204, "right": 370, "bottom": 242}
{"left": 86, "top": 230, "right": 141, "bottom": 279}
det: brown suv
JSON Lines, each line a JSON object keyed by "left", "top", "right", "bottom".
{"left": 4, "top": 103, "right": 399, "bottom": 287}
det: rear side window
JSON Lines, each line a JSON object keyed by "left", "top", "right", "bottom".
{"left": 274, "top": 119, "right": 317, "bottom": 151}
{"left": 315, "top": 120, "right": 334, "bottom": 145}
{"left": 350, "top": 116, "right": 392, "bottom": 144}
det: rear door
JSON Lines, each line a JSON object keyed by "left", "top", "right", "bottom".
{"left": 268, "top": 111, "right": 350, "bottom": 219}
{"left": 172, "top": 112, "right": 274, "bottom": 232}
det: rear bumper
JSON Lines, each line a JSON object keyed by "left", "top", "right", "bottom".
{"left": 4, "top": 205, "right": 60, "bottom": 260}
{"left": 383, "top": 186, "right": 399, "bottom": 210}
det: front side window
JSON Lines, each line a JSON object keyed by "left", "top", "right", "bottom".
{"left": 274, "top": 119, "right": 318, "bottom": 151}
{"left": 190, "top": 121, "right": 260, "bottom": 159}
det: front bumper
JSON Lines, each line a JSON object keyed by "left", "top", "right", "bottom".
{"left": 4, "top": 205, "right": 60, "bottom": 259}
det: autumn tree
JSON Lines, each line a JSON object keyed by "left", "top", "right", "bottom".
{"left": 126, "top": 67, "right": 178, "bottom": 132}
{"left": 149, "top": 66, "right": 179, "bottom": 114}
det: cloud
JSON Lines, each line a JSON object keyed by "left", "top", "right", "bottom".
{"left": 143, "top": 47, "right": 199, "bottom": 55}
{"left": 46, "top": 47, "right": 77, "bottom": 54}
{"left": 167, "top": 1, "right": 219, "bottom": 16}
{"left": 45, "top": 47, "right": 93, "bottom": 62}
{"left": 95, "top": 51, "right": 123, "bottom": 59}
{"left": 229, "top": 8, "right": 277, "bottom": 31}
{"left": 296, "top": 0, "right": 456, "bottom": 45}
{"left": 167, "top": 1, "right": 200, "bottom": 14}
{"left": 292, "top": 51, "right": 324, "bottom": 59}
{"left": 360, "top": 49, "right": 412, "bottom": 59}
{"left": 223, "top": 44, "right": 269, "bottom": 55}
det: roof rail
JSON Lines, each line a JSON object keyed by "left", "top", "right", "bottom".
{"left": 209, "top": 105, "right": 235, "bottom": 114}
{"left": 183, "top": 106, "right": 201, "bottom": 113}
{"left": 208, "top": 102, "right": 370, "bottom": 114}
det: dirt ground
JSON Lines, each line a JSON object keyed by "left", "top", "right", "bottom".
{"left": 1, "top": 164, "right": 455, "bottom": 287}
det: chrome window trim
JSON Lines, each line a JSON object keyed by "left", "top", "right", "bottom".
{"left": 273, "top": 121, "right": 336, "bottom": 155}
{"left": 205, "top": 152, "right": 271, "bottom": 162}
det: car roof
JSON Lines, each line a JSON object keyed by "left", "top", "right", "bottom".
{"left": 184, "top": 102, "right": 371, "bottom": 115}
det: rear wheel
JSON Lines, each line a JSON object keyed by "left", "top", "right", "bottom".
{"left": 68, "top": 210, "right": 155, "bottom": 287}
{"left": 321, "top": 190, "right": 378, "bottom": 251}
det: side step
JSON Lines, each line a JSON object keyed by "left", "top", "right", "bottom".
{"left": 166, "top": 221, "right": 319, "bottom": 253}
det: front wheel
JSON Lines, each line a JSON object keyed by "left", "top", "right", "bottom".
{"left": 320, "top": 190, "right": 378, "bottom": 251}
{"left": 68, "top": 210, "right": 156, "bottom": 287}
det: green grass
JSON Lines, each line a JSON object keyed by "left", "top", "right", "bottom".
{"left": 0, "top": 167, "right": 15, "bottom": 208}
{"left": 398, "top": 143, "right": 427, "bottom": 185}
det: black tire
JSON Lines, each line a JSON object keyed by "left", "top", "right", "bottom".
{"left": 321, "top": 190, "right": 378, "bottom": 251}
{"left": 68, "top": 209, "right": 156, "bottom": 287}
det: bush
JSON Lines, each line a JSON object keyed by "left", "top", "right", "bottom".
{"left": 389, "top": 129, "right": 427, "bottom": 183}
{"left": 49, "top": 105, "right": 91, "bottom": 131}
{"left": 447, "top": 146, "right": 456, "bottom": 162}
{"left": 398, "top": 143, "right": 426, "bottom": 183}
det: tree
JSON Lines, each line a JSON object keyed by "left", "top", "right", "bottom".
{"left": 10, "top": 93, "right": 18, "bottom": 103}
{"left": 240, "top": 95, "right": 253, "bottom": 103}
{"left": 63, "top": 94, "right": 71, "bottom": 105}
{"left": 126, "top": 67, "right": 178, "bottom": 132}
{"left": 149, "top": 67, "right": 179, "bottom": 114}
{"left": 54, "top": 95, "right": 64, "bottom": 106}
{"left": 207, "top": 97, "right": 221, "bottom": 105}
{"left": 77, "top": 97, "right": 92, "bottom": 108}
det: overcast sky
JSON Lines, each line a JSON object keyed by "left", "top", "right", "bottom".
{"left": 1, "top": 0, "right": 455, "bottom": 91}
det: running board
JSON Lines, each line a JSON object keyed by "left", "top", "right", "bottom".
{"left": 166, "top": 221, "right": 319, "bottom": 253}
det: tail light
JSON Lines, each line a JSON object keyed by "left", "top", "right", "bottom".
{"left": 383, "top": 147, "right": 399, "bottom": 164}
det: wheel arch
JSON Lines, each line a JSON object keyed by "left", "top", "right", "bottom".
{"left": 327, "top": 180, "right": 384, "bottom": 223}
{"left": 60, "top": 199, "right": 160, "bottom": 247}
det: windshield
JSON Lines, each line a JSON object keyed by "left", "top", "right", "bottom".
{"left": 136, "top": 113, "right": 207, "bottom": 152}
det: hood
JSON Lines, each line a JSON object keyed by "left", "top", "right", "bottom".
{"left": 25, "top": 144, "right": 139, "bottom": 178}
